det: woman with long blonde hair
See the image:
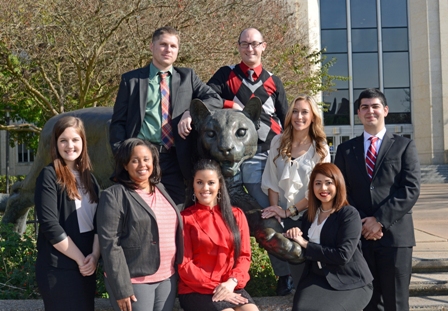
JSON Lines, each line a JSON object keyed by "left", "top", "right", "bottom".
{"left": 261, "top": 95, "right": 330, "bottom": 285}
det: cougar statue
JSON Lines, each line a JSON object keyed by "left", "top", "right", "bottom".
{"left": 3, "top": 100, "right": 304, "bottom": 263}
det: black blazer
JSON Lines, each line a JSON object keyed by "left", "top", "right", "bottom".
{"left": 35, "top": 164, "right": 100, "bottom": 270}
{"left": 97, "top": 183, "right": 184, "bottom": 300}
{"left": 334, "top": 131, "right": 421, "bottom": 247}
{"left": 109, "top": 65, "right": 222, "bottom": 180}
{"left": 300, "top": 205, "right": 373, "bottom": 291}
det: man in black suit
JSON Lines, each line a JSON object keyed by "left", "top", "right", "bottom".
{"left": 334, "top": 88, "right": 420, "bottom": 311}
{"left": 109, "top": 26, "right": 222, "bottom": 204}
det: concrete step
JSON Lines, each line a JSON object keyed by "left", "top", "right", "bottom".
{"left": 413, "top": 259, "right": 448, "bottom": 273}
{"left": 1, "top": 296, "right": 448, "bottom": 311}
{"left": 409, "top": 295, "right": 448, "bottom": 311}
{"left": 421, "top": 165, "right": 448, "bottom": 184}
{"left": 410, "top": 272, "right": 448, "bottom": 296}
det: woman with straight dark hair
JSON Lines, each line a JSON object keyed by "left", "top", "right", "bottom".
{"left": 35, "top": 116, "right": 100, "bottom": 311}
{"left": 97, "top": 138, "right": 183, "bottom": 311}
{"left": 284, "top": 163, "right": 373, "bottom": 311}
{"left": 178, "top": 159, "right": 259, "bottom": 311}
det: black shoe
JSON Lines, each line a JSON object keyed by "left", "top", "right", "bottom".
{"left": 276, "top": 275, "right": 293, "bottom": 296}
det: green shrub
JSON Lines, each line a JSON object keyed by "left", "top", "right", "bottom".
{"left": 246, "top": 237, "right": 277, "bottom": 297}
{"left": 0, "top": 223, "right": 39, "bottom": 299}
{"left": 96, "top": 263, "right": 108, "bottom": 298}
{"left": 0, "top": 175, "right": 25, "bottom": 193}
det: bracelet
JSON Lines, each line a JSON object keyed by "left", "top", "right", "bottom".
{"left": 288, "top": 205, "right": 298, "bottom": 217}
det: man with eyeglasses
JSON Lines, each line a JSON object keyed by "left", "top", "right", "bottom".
{"left": 208, "top": 27, "right": 291, "bottom": 296}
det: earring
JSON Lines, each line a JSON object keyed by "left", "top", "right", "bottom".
{"left": 192, "top": 193, "right": 196, "bottom": 202}
{"left": 217, "top": 190, "right": 222, "bottom": 202}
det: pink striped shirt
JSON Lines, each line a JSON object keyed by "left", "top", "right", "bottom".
{"left": 131, "top": 188, "right": 178, "bottom": 283}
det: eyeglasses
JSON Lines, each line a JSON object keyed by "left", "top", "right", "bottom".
{"left": 238, "top": 41, "right": 264, "bottom": 49}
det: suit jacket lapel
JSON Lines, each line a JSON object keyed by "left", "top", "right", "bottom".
{"left": 139, "top": 66, "right": 150, "bottom": 122}
{"left": 354, "top": 135, "right": 371, "bottom": 183}
{"left": 372, "top": 131, "right": 394, "bottom": 180}
{"left": 171, "top": 68, "right": 182, "bottom": 119}
{"left": 128, "top": 189, "right": 157, "bottom": 219}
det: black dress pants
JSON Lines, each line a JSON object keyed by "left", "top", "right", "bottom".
{"left": 36, "top": 261, "right": 95, "bottom": 311}
{"left": 159, "top": 151, "right": 186, "bottom": 205}
{"left": 362, "top": 241, "right": 413, "bottom": 311}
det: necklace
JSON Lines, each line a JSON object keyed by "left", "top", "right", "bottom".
{"left": 319, "top": 207, "right": 332, "bottom": 213}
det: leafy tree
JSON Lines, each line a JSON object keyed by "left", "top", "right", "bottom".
{"left": 0, "top": 0, "right": 342, "bottom": 149}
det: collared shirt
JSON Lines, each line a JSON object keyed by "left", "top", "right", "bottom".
{"left": 138, "top": 62, "right": 173, "bottom": 143}
{"left": 238, "top": 61, "right": 263, "bottom": 81}
{"left": 363, "top": 127, "right": 386, "bottom": 158}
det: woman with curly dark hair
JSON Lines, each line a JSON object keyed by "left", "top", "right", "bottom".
{"left": 97, "top": 138, "right": 183, "bottom": 311}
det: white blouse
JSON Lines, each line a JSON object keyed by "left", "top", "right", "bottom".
{"left": 308, "top": 210, "right": 328, "bottom": 245}
{"left": 73, "top": 170, "right": 97, "bottom": 233}
{"left": 261, "top": 134, "right": 330, "bottom": 219}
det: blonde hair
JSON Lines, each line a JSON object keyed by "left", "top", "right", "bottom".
{"left": 274, "top": 95, "right": 327, "bottom": 163}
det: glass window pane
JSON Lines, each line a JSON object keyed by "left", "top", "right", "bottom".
{"left": 381, "top": 0, "right": 407, "bottom": 27}
{"left": 383, "top": 52, "right": 410, "bottom": 87}
{"left": 351, "top": 0, "right": 377, "bottom": 28}
{"left": 352, "top": 29, "right": 378, "bottom": 52}
{"left": 323, "top": 89, "right": 350, "bottom": 125}
{"left": 320, "top": 0, "right": 347, "bottom": 29}
{"left": 384, "top": 88, "right": 411, "bottom": 113}
{"left": 382, "top": 28, "right": 408, "bottom": 51}
{"left": 323, "top": 53, "right": 349, "bottom": 89}
{"left": 353, "top": 89, "right": 364, "bottom": 125}
{"left": 352, "top": 53, "right": 379, "bottom": 89}
{"left": 321, "top": 30, "right": 347, "bottom": 53}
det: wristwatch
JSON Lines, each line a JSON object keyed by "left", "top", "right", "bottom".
{"left": 229, "top": 277, "right": 238, "bottom": 284}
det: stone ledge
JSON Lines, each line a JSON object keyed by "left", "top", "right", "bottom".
{"left": 0, "top": 296, "right": 294, "bottom": 311}
{"left": 1, "top": 295, "right": 447, "bottom": 311}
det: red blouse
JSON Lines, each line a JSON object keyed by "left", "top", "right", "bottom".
{"left": 178, "top": 203, "right": 252, "bottom": 294}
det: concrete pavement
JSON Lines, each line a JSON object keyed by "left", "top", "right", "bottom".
{"left": 410, "top": 184, "right": 448, "bottom": 310}
{"left": 413, "top": 184, "right": 448, "bottom": 260}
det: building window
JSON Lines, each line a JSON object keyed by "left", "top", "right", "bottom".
{"left": 17, "top": 143, "right": 34, "bottom": 163}
{"left": 321, "top": 0, "right": 411, "bottom": 126}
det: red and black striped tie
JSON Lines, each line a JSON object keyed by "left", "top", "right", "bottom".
{"left": 366, "top": 136, "right": 378, "bottom": 180}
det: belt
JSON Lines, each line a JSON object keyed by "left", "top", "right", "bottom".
{"left": 154, "top": 144, "right": 175, "bottom": 154}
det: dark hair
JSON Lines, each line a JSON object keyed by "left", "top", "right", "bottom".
{"left": 184, "top": 159, "right": 241, "bottom": 263}
{"left": 307, "top": 163, "right": 349, "bottom": 222}
{"left": 50, "top": 116, "right": 98, "bottom": 203}
{"left": 113, "top": 138, "right": 161, "bottom": 192}
{"left": 152, "top": 26, "right": 180, "bottom": 44}
{"left": 238, "top": 27, "right": 264, "bottom": 43}
{"left": 357, "top": 88, "right": 388, "bottom": 109}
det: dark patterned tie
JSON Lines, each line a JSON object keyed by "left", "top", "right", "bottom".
{"left": 366, "top": 136, "right": 379, "bottom": 180}
{"left": 247, "top": 69, "right": 255, "bottom": 82}
{"left": 159, "top": 72, "right": 174, "bottom": 150}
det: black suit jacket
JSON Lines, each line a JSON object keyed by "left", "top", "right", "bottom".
{"left": 97, "top": 183, "right": 184, "bottom": 300}
{"left": 300, "top": 205, "right": 373, "bottom": 290}
{"left": 109, "top": 65, "right": 222, "bottom": 180}
{"left": 35, "top": 164, "right": 100, "bottom": 270}
{"left": 334, "top": 131, "right": 420, "bottom": 247}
